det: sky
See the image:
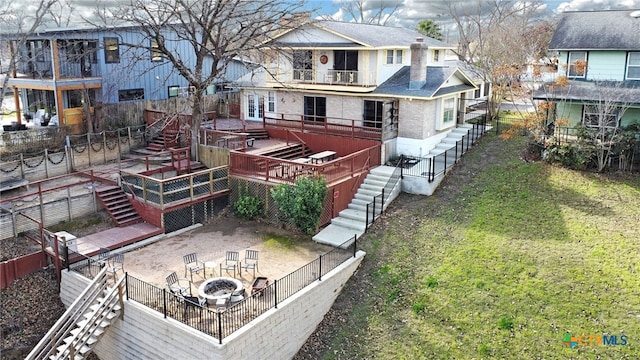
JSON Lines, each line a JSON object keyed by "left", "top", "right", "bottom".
{"left": 10, "top": 0, "right": 640, "bottom": 33}
{"left": 304, "top": 0, "right": 640, "bottom": 29}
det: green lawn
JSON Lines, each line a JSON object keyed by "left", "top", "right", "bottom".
{"left": 320, "top": 134, "right": 640, "bottom": 359}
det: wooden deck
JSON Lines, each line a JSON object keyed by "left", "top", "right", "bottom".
{"left": 49, "top": 223, "right": 164, "bottom": 262}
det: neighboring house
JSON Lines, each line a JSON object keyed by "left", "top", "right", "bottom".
{"left": 1, "top": 25, "right": 249, "bottom": 129}
{"left": 533, "top": 9, "right": 640, "bottom": 129}
{"left": 234, "top": 20, "right": 488, "bottom": 161}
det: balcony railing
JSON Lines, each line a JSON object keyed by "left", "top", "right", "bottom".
{"left": 280, "top": 69, "right": 376, "bottom": 87}
{"left": 15, "top": 60, "right": 102, "bottom": 79}
{"left": 264, "top": 113, "right": 389, "bottom": 141}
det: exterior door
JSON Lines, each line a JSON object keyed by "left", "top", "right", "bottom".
{"left": 247, "top": 94, "right": 263, "bottom": 121}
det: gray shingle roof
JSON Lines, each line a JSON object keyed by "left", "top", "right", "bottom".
{"left": 549, "top": 10, "right": 640, "bottom": 50}
{"left": 532, "top": 80, "right": 640, "bottom": 105}
{"left": 371, "top": 66, "right": 474, "bottom": 98}
{"left": 275, "top": 21, "right": 454, "bottom": 49}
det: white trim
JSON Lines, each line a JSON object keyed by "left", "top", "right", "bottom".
{"left": 626, "top": 52, "right": 640, "bottom": 80}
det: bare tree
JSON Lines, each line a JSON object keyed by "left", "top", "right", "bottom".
{"left": 322, "top": 0, "right": 403, "bottom": 25}
{"left": 441, "top": 0, "right": 553, "bottom": 119}
{"left": 87, "top": 0, "right": 308, "bottom": 158}
{"left": 0, "top": 0, "right": 58, "bottom": 123}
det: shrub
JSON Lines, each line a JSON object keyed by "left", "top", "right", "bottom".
{"left": 270, "top": 176, "right": 328, "bottom": 234}
{"left": 233, "top": 188, "right": 264, "bottom": 220}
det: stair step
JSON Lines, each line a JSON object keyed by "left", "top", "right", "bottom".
{"left": 71, "top": 326, "right": 105, "bottom": 338}
{"left": 56, "top": 343, "right": 91, "bottom": 356}
{"left": 360, "top": 183, "right": 383, "bottom": 192}
{"left": 356, "top": 188, "right": 381, "bottom": 197}
{"left": 331, "top": 217, "right": 367, "bottom": 231}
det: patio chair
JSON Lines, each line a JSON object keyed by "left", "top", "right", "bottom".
{"left": 166, "top": 271, "right": 191, "bottom": 296}
{"left": 179, "top": 294, "right": 208, "bottom": 319}
{"left": 183, "top": 252, "right": 204, "bottom": 283}
{"left": 107, "top": 253, "right": 124, "bottom": 277}
{"left": 95, "top": 247, "right": 111, "bottom": 267}
{"left": 220, "top": 251, "right": 239, "bottom": 278}
{"left": 240, "top": 249, "right": 259, "bottom": 277}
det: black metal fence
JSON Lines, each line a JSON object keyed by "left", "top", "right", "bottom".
{"left": 68, "top": 236, "right": 358, "bottom": 343}
{"left": 401, "top": 120, "right": 489, "bottom": 181}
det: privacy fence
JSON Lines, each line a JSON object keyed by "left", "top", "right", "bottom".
{"left": 68, "top": 237, "right": 358, "bottom": 343}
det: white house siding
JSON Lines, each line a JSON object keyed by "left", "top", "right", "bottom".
{"left": 60, "top": 251, "right": 365, "bottom": 360}
{"left": 377, "top": 49, "right": 406, "bottom": 84}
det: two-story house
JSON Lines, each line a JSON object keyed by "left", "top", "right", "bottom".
{"left": 2, "top": 24, "right": 248, "bottom": 131}
{"left": 235, "top": 20, "right": 488, "bottom": 161}
{"left": 533, "top": 9, "right": 640, "bottom": 130}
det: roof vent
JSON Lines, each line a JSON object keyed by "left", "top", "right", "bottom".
{"left": 630, "top": 10, "right": 640, "bottom": 18}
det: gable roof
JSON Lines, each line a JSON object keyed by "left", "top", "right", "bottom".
{"left": 549, "top": 10, "right": 640, "bottom": 50}
{"left": 372, "top": 66, "right": 475, "bottom": 99}
{"left": 271, "top": 20, "right": 454, "bottom": 49}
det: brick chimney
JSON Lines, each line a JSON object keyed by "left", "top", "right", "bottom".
{"left": 410, "top": 37, "right": 428, "bottom": 90}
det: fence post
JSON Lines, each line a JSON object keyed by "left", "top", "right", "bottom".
{"left": 19, "top": 153, "right": 24, "bottom": 179}
{"left": 217, "top": 311, "right": 223, "bottom": 344}
{"left": 103, "top": 131, "right": 107, "bottom": 164}
{"left": 125, "top": 273, "right": 129, "bottom": 300}
{"left": 353, "top": 235, "right": 357, "bottom": 257}
{"left": 87, "top": 133, "right": 92, "bottom": 167}
{"left": 318, "top": 255, "right": 322, "bottom": 281}
{"left": 400, "top": 154, "right": 404, "bottom": 178}
{"left": 44, "top": 148, "right": 49, "bottom": 178}
{"left": 274, "top": 279, "right": 278, "bottom": 309}
{"left": 163, "top": 289, "right": 167, "bottom": 318}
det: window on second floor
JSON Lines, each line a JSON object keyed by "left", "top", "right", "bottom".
{"left": 627, "top": 52, "right": 640, "bottom": 80}
{"left": 104, "top": 37, "right": 120, "bottom": 63}
{"left": 386, "top": 49, "right": 403, "bottom": 64}
{"left": 293, "top": 50, "right": 313, "bottom": 80}
{"left": 583, "top": 105, "right": 620, "bottom": 129}
{"left": 151, "top": 40, "right": 162, "bottom": 62}
{"left": 567, "top": 51, "right": 587, "bottom": 78}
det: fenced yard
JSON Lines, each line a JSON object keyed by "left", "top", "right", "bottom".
{"left": 307, "top": 133, "right": 640, "bottom": 359}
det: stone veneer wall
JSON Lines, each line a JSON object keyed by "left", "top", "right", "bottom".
{"left": 60, "top": 250, "right": 365, "bottom": 360}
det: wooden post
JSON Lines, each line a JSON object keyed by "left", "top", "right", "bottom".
{"left": 44, "top": 148, "right": 49, "bottom": 178}
{"left": 87, "top": 133, "right": 92, "bottom": 167}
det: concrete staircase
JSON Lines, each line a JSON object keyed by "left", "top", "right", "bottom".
{"left": 96, "top": 186, "right": 142, "bottom": 227}
{"left": 26, "top": 267, "right": 124, "bottom": 360}
{"left": 313, "top": 166, "right": 401, "bottom": 248}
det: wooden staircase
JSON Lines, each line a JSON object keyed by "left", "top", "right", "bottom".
{"left": 26, "top": 267, "right": 124, "bottom": 360}
{"left": 96, "top": 186, "right": 142, "bottom": 227}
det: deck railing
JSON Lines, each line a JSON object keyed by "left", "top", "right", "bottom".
{"left": 120, "top": 166, "right": 229, "bottom": 208}
{"left": 69, "top": 237, "right": 357, "bottom": 343}
{"left": 199, "top": 128, "right": 249, "bottom": 150}
{"left": 263, "top": 113, "right": 385, "bottom": 140}
{"left": 230, "top": 145, "right": 380, "bottom": 185}
{"left": 276, "top": 68, "right": 376, "bottom": 87}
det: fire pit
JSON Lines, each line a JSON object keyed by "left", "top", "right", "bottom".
{"left": 197, "top": 277, "right": 245, "bottom": 306}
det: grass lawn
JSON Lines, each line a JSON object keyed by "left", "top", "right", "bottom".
{"left": 316, "top": 134, "right": 640, "bottom": 359}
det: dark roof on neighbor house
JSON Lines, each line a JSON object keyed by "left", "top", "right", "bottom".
{"left": 371, "top": 66, "right": 475, "bottom": 98}
{"left": 273, "top": 21, "right": 454, "bottom": 49}
{"left": 549, "top": 10, "right": 640, "bottom": 50}
{"left": 532, "top": 80, "right": 640, "bottom": 105}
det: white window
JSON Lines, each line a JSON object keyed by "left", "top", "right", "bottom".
{"left": 267, "top": 91, "right": 275, "bottom": 112}
{"left": 627, "top": 52, "right": 640, "bottom": 80}
{"left": 386, "top": 50, "right": 403, "bottom": 64}
{"left": 582, "top": 105, "right": 620, "bottom": 129}
{"left": 433, "top": 49, "right": 440, "bottom": 62}
{"left": 386, "top": 50, "right": 394, "bottom": 64}
{"left": 395, "top": 50, "right": 403, "bottom": 64}
{"left": 443, "top": 97, "right": 455, "bottom": 124}
{"left": 568, "top": 51, "right": 587, "bottom": 78}
{"left": 150, "top": 40, "right": 161, "bottom": 62}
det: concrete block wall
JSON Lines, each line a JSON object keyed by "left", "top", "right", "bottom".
{"left": 59, "top": 251, "right": 365, "bottom": 360}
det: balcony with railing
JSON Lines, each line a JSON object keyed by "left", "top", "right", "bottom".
{"left": 271, "top": 68, "right": 377, "bottom": 88}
